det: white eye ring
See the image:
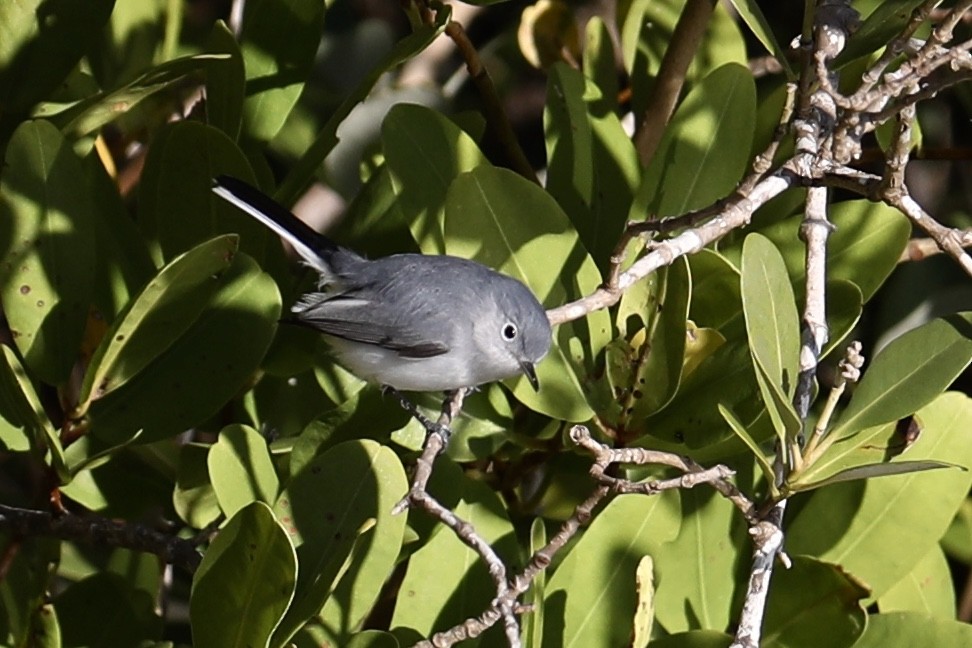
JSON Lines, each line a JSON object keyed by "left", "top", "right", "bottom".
{"left": 501, "top": 322, "right": 518, "bottom": 341}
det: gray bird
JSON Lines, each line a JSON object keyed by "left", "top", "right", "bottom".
{"left": 212, "top": 175, "right": 552, "bottom": 392}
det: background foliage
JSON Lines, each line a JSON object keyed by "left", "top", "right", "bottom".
{"left": 2, "top": 0, "right": 972, "bottom": 646}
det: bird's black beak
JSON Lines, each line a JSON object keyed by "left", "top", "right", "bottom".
{"left": 520, "top": 361, "right": 540, "bottom": 391}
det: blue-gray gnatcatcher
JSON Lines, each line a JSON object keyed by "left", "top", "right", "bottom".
{"left": 212, "top": 176, "right": 552, "bottom": 392}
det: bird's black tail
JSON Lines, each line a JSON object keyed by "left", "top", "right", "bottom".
{"left": 212, "top": 175, "right": 345, "bottom": 273}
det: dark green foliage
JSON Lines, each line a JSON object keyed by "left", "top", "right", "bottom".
{"left": 1, "top": 1, "right": 971, "bottom": 647}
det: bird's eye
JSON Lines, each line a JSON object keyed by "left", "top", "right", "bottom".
{"left": 501, "top": 322, "right": 518, "bottom": 341}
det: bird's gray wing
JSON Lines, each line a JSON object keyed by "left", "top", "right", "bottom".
{"left": 290, "top": 294, "right": 450, "bottom": 358}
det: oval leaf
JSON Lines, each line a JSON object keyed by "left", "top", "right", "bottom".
{"left": 545, "top": 493, "right": 679, "bottom": 644}
{"left": 272, "top": 440, "right": 407, "bottom": 646}
{"left": 635, "top": 63, "right": 756, "bottom": 218}
{"left": 0, "top": 120, "right": 95, "bottom": 384}
{"left": 240, "top": 0, "right": 324, "bottom": 144}
{"left": 190, "top": 502, "right": 296, "bottom": 648}
{"left": 877, "top": 546, "right": 955, "bottom": 618}
{"left": 205, "top": 21, "right": 246, "bottom": 141}
{"left": 383, "top": 103, "right": 488, "bottom": 255}
{"left": 741, "top": 233, "right": 800, "bottom": 395}
{"left": 138, "top": 122, "right": 272, "bottom": 268}
{"left": 761, "top": 556, "right": 867, "bottom": 648}
{"left": 208, "top": 424, "right": 280, "bottom": 519}
{"left": 788, "top": 392, "right": 972, "bottom": 599}
{"left": 832, "top": 312, "right": 972, "bottom": 439}
{"left": 0, "top": 0, "right": 113, "bottom": 129}
{"left": 88, "top": 253, "right": 281, "bottom": 446}
{"left": 78, "top": 234, "right": 239, "bottom": 409}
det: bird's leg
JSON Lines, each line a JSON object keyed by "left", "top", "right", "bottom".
{"left": 383, "top": 386, "right": 454, "bottom": 442}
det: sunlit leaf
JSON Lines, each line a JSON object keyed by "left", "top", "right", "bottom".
{"left": 831, "top": 313, "right": 972, "bottom": 439}
{"left": 788, "top": 392, "right": 972, "bottom": 599}
{"left": 191, "top": 503, "right": 296, "bottom": 648}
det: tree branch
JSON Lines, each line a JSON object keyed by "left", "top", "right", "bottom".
{"left": 0, "top": 503, "right": 201, "bottom": 573}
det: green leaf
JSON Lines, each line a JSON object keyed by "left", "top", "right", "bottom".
{"left": 854, "top": 612, "right": 972, "bottom": 647}
{"left": 138, "top": 121, "right": 273, "bottom": 268}
{"left": 0, "top": 0, "right": 113, "bottom": 136}
{"left": 583, "top": 17, "right": 619, "bottom": 113}
{"left": 822, "top": 279, "right": 864, "bottom": 359}
{"left": 741, "top": 234, "right": 801, "bottom": 445}
{"left": 634, "top": 63, "right": 755, "bottom": 218}
{"left": 653, "top": 490, "right": 741, "bottom": 633}
{"left": 209, "top": 424, "right": 280, "bottom": 518}
{"left": 445, "top": 165, "right": 611, "bottom": 422}
{"left": 0, "top": 345, "right": 41, "bottom": 452}
{"left": 725, "top": 0, "right": 792, "bottom": 75}
{"left": 392, "top": 469, "right": 517, "bottom": 640}
{"left": 634, "top": 258, "right": 690, "bottom": 417}
{"left": 330, "top": 165, "right": 419, "bottom": 258}
{"left": 741, "top": 234, "right": 800, "bottom": 396}
{"left": 0, "top": 120, "right": 95, "bottom": 385}
{"left": 640, "top": 340, "right": 772, "bottom": 459}
{"left": 382, "top": 103, "right": 488, "bottom": 255}
{"left": 878, "top": 545, "right": 956, "bottom": 618}
{"left": 86, "top": 0, "right": 164, "bottom": 87}
{"left": 0, "top": 346, "right": 67, "bottom": 481}
{"left": 545, "top": 494, "right": 677, "bottom": 646}
{"left": 790, "top": 459, "right": 960, "bottom": 493}
{"left": 621, "top": 1, "right": 747, "bottom": 123}
{"left": 942, "top": 497, "right": 972, "bottom": 564}
{"left": 78, "top": 235, "right": 239, "bottom": 411}
{"left": 688, "top": 249, "right": 742, "bottom": 332}
{"left": 272, "top": 440, "right": 407, "bottom": 647}
{"left": 521, "top": 518, "right": 547, "bottom": 648}
{"left": 275, "top": 6, "right": 450, "bottom": 205}
{"left": 719, "top": 404, "right": 776, "bottom": 490}
{"left": 239, "top": 0, "right": 325, "bottom": 144}
{"left": 191, "top": 502, "right": 297, "bottom": 648}
{"left": 89, "top": 253, "right": 281, "bottom": 446}
{"left": 754, "top": 360, "right": 802, "bottom": 445}
{"left": 544, "top": 62, "right": 640, "bottom": 274}
{"left": 288, "top": 387, "right": 409, "bottom": 475}
{"left": 606, "top": 259, "right": 691, "bottom": 430}
{"left": 761, "top": 557, "right": 867, "bottom": 648}
{"left": 837, "top": 1, "right": 931, "bottom": 67}
{"left": 394, "top": 386, "right": 513, "bottom": 461}
{"left": 545, "top": 63, "right": 595, "bottom": 252}
{"left": 107, "top": 548, "right": 162, "bottom": 614}
{"left": 346, "top": 631, "right": 401, "bottom": 648}
{"left": 173, "top": 443, "right": 221, "bottom": 529}
{"left": 788, "top": 392, "right": 972, "bottom": 599}
{"left": 647, "top": 631, "right": 732, "bottom": 648}
{"left": 39, "top": 54, "right": 229, "bottom": 140}
{"left": 831, "top": 312, "right": 972, "bottom": 439}
{"left": 84, "top": 154, "right": 156, "bottom": 321}
{"left": 60, "top": 443, "right": 174, "bottom": 515}
{"left": 205, "top": 21, "right": 246, "bottom": 141}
